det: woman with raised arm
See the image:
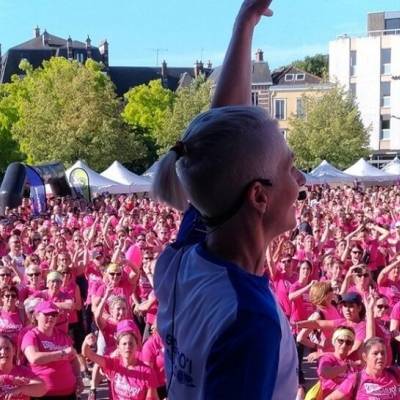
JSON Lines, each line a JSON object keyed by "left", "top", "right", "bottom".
{"left": 152, "top": 1, "right": 306, "bottom": 399}
{"left": 82, "top": 322, "right": 158, "bottom": 400}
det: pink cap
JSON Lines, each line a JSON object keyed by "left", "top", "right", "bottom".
{"left": 35, "top": 300, "right": 59, "bottom": 314}
{"left": 116, "top": 319, "right": 141, "bottom": 341}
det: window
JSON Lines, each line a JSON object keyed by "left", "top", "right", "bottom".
{"left": 251, "top": 92, "right": 259, "bottom": 106}
{"left": 350, "top": 83, "right": 356, "bottom": 98}
{"left": 380, "top": 117, "right": 391, "bottom": 140}
{"left": 381, "top": 48, "right": 391, "bottom": 75}
{"left": 350, "top": 50, "right": 357, "bottom": 76}
{"left": 296, "top": 98, "right": 305, "bottom": 117}
{"left": 296, "top": 74, "right": 305, "bottom": 81}
{"left": 285, "top": 74, "right": 294, "bottom": 81}
{"left": 75, "top": 52, "right": 84, "bottom": 63}
{"left": 385, "top": 18, "right": 400, "bottom": 31}
{"left": 381, "top": 82, "right": 391, "bottom": 107}
{"left": 274, "top": 99, "right": 286, "bottom": 120}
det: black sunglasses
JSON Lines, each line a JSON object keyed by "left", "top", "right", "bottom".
{"left": 337, "top": 338, "right": 354, "bottom": 346}
{"left": 377, "top": 304, "right": 389, "bottom": 310}
{"left": 27, "top": 272, "right": 41, "bottom": 277}
{"left": 109, "top": 272, "right": 122, "bottom": 277}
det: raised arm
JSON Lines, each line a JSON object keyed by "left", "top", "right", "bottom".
{"left": 211, "top": 0, "right": 273, "bottom": 108}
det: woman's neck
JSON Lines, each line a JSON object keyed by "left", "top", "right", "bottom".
{"left": 37, "top": 326, "right": 53, "bottom": 337}
{"left": 121, "top": 355, "right": 135, "bottom": 368}
{"left": 0, "top": 362, "right": 13, "bottom": 374}
{"left": 365, "top": 366, "right": 383, "bottom": 378}
{"left": 334, "top": 351, "right": 346, "bottom": 361}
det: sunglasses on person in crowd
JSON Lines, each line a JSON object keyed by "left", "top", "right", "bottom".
{"left": 27, "top": 272, "right": 41, "bottom": 277}
{"left": 109, "top": 272, "right": 122, "bottom": 277}
{"left": 61, "top": 271, "right": 71, "bottom": 276}
{"left": 336, "top": 338, "right": 354, "bottom": 347}
{"left": 376, "top": 304, "right": 389, "bottom": 310}
{"left": 44, "top": 312, "right": 59, "bottom": 318}
{"left": 355, "top": 273, "right": 369, "bottom": 278}
{"left": 3, "top": 293, "right": 17, "bottom": 299}
{"left": 0, "top": 273, "right": 11, "bottom": 277}
{"left": 351, "top": 250, "right": 362, "bottom": 255}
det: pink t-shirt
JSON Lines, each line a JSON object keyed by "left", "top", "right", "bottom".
{"left": 0, "top": 366, "right": 37, "bottom": 400}
{"left": 317, "top": 353, "right": 352, "bottom": 397}
{"left": 0, "top": 310, "right": 24, "bottom": 343}
{"left": 102, "top": 356, "right": 157, "bottom": 400}
{"left": 272, "top": 271, "right": 297, "bottom": 317}
{"left": 337, "top": 369, "right": 400, "bottom": 399}
{"left": 21, "top": 327, "right": 76, "bottom": 396}
{"left": 85, "top": 261, "right": 104, "bottom": 305}
{"left": 95, "top": 279, "right": 133, "bottom": 309}
{"left": 379, "top": 281, "right": 400, "bottom": 307}
{"left": 332, "top": 319, "right": 366, "bottom": 342}
{"left": 141, "top": 332, "right": 165, "bottom": 387}
{"left": 289, "top": 281, "right": 314, "bottom": 324}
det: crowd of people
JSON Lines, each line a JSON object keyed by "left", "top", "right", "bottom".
{"left": 0, "top": 185, "right": 400, "bottom": 398}
{"left": 0, "top": 195, "right": 179, "bottom": 399}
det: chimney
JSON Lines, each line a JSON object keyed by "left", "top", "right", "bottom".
{"left": 99, "top": 39, "right": 109, "bottom": 67}
{"left": 194, "top": 60, "right": 204, "bottom": 78}
{"left": 255, "top": 49, "right": 264, "bottom": 62}
{"left": 86, "top": 35, "right": 92, "bottom": 59}
{"left": 34, "top": 26, "right": 40, "bottom": 38}
{"left": 42, "top": 30, "right": 49, "bottom": 46}
{"left": 161, "top": 60, "right": 168, "bottom": 85}
{"left": 67, "top": 36, "right": 73, "bottom": 60}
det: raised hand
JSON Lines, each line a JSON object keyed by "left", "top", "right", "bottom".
{"left": 237, "top": 0, "right": 273, "bottom": 28}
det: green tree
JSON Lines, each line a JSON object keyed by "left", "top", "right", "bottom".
{"left": 288, "top": 86, "right": 370, "bottom": 170}
{"left": 122, "top": 79, "right": 175, "bottom": 135}
{"left": 121, "top": 79, "right": 175, "bottom": 172}
{"left": 156, "top": 75, "right": 212, "bottom": 154}
{"left": 292, "top": 54, "right": 329, "bottom": 79}
{"left": 0, "top": 85, "right": 25, "bottom": 174}
{"left": 9, "top": 58, "right": 145, "bottom": 171}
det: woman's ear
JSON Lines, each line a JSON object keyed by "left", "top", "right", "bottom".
{"left": 248, "top": 182, "right": 269, "bottom": 214}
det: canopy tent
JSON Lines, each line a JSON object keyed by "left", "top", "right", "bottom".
{"left": 302, "top": 172, "right": 322, "bottom": 186}
{"left": 101, "top": 161, "right": 151, "bottom": 193}
{"left": 142, "top": 161, "right": 159, "bottom": 180}
{"left": 383, "top": 157, "right": 400, "bottom": 176}
{"left": 310, "top": 160, "right": 354, "bottom": 184}
{"left": 344, "top": 158, "right": 393, "bottom": 182}
{"left": 65, "top": 160, "right": 131, "bottom": 194}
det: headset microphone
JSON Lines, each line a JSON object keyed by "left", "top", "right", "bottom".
{"left": 297, "top": 186, "right": 307, "bottom": 201}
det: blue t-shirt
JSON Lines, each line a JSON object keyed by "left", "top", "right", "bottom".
{"left": 154, "top": 206, "right": 298, "bottom": 399}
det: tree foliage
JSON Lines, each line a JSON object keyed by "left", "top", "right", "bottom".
{"left": 0, "top": 85, "right": 25, "bottom": 174}
{"left": 288, "top": 86, "right": 370, "bottom": 170}
{"left": 122, "top": 79, "right": 174, "bottom": 136}
{"left": 7, "top": 57, "right": 145, "bottom": 171}
{"left": 292, "top": 54, "right": 329, "bottom": 79}
{"left": 155, "top": 75, "right": 212, "bottom": 154}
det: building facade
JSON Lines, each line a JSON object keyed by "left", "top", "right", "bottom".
{"left": 269, "top": 66, "right": 332, "bottom": 138}
{"left": 329, "top": 12, "right": 400, "bottom": 163}
{"left": 0, "top": 28, "right": 212, "bottom": 97}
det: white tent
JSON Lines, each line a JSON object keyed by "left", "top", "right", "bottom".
{"left": 65, "top": 160, "right": 131, "bottom": 194}
{"left": 142, "top": 161, "right": 159, "bottom": 180}
{"left": 310, "top": 160, "right": 354, "bottom": 184}
{"left": 302, "top": 172, "right": 322, "bottom": 186}
{"left": 344, "top": 158, "right": 393, "bottom": 182}
{"left": 101, "top": 161, "right": 151, "bottom": 193}
{"left": 383, "top": 157, "right": 400, "bottom": 176}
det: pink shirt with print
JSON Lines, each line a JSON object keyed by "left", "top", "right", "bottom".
{"left": 21, "top": 327, "right": 76, "bottom": 396}
{"left": 102, "top": 356, "right": 157, "bottom": 400}
{"left": 337, "top": 368, "right": 400, "bottom": 399}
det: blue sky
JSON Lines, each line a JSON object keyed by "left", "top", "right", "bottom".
{"left": 0, "top": 0, "right": 398, "bottom": 69}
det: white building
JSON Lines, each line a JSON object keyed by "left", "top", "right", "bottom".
{"left": 329, "top": 11, "right": 400, "bottom": 164}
